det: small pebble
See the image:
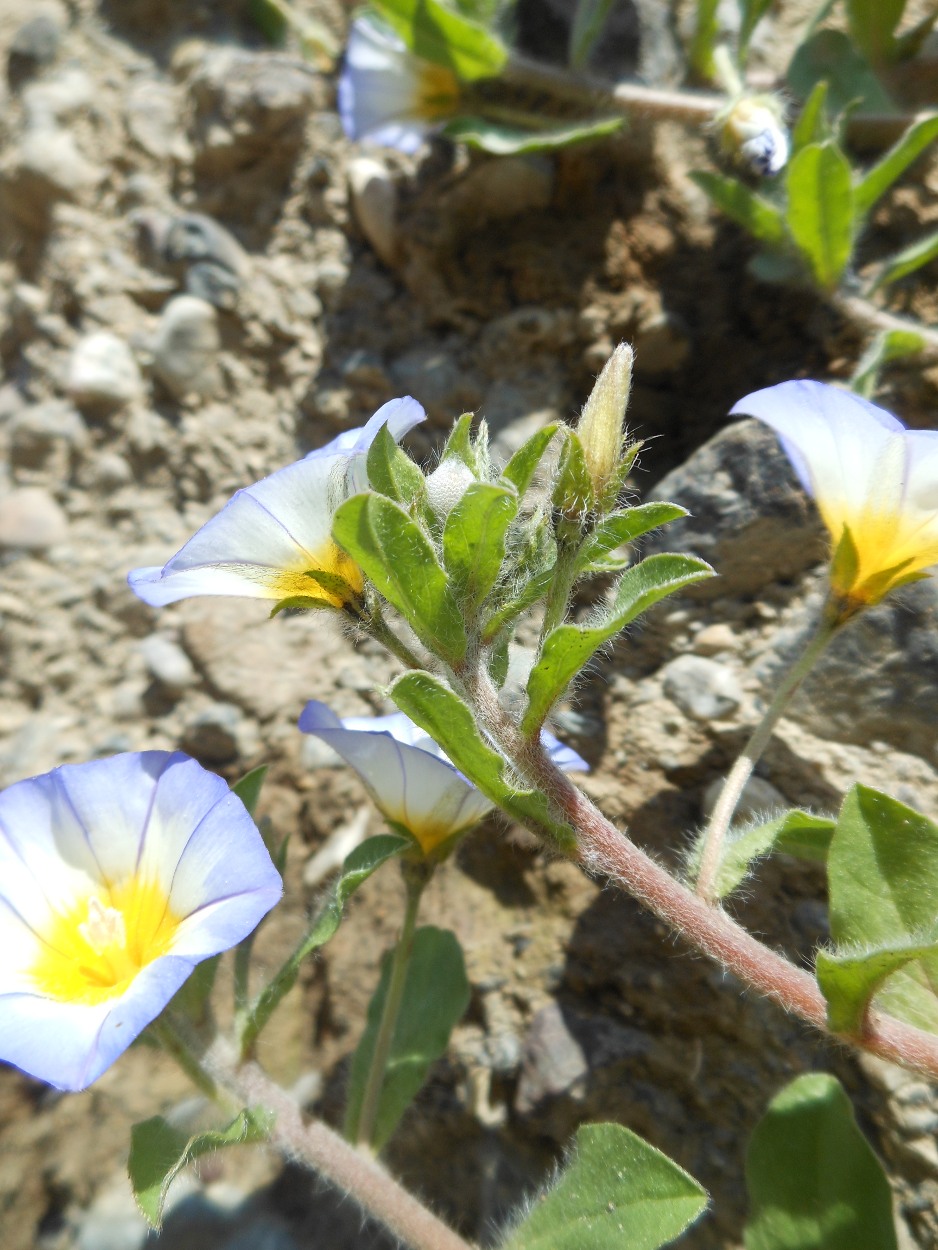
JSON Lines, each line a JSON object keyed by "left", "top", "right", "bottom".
{"left": 7, "top": 11, "right": 63, "bottom": 90}
{"left": 139, "top": 634, "right": 197, "bottom": 691}
{"left": 0, "top": 487, "right": 68, "bottom": 550}
{"left": 152, "top": 295, "right": 220, "bottom": 398}
{"left": 67, "top": 332, "right": 142, "bottom": 409}
{"left": 348, "top": 156, "right": 398, "bottom": 267}
{"left": 661, "top": 654, "right": 743, "bottom": 722}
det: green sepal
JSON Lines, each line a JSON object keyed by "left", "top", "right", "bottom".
{"left": 232, "top": 764, "right": 267, "bottom": 817}
{"left": 369, "top": 0, "right": 508, "bottom": 79}
{"left": 576, "top": 503, "right": 688, "bottom": 574}
{"left": 499, "top": 423, "right": 559, "bottom": 495}
{"left": 500, "top": 1122, "right": 707, "bottom": 1250}
{"left": 687, "top": 809, "right": 834, "bottom": 899}
{"left": 440, "top": 412, "right": 479, "bottom": 471}
{"left": 367, "top": 422, "right": 429, "bottom": 513}
{"left": 487, "top": 633, "right": 511, "bottom": 688}
{"left": 333, "top": 493, "right": 468, "bottom": 665}
{"left": 442, "top": 115, "right": 623, "bottom": 155}
{"left": 854, "top": 113, "right": 938, "bottom": 218}
{"left": 822, "top": 784, "right": 938, "bottom": 1035}
{"left": 689, "top": 171, "right": 787, "bottom": 246}
{"left": 829, "top": 523, "right": 859, "bottom": 595}
{"left": 344, "top": 926, "right": 470, "bottom": 1149}
{"left": 240, "top": 834, "right": 409, "bottom": 1055}
{"left": 129, "top": 1108, "right": 274, "bottom": 1228}
{"left": 522, "top": 554, "right": 714, "bottom": 735}
{"left": 553, "top": 431, "right": 594, "bottom": 522}
{"left": 785, "top": 140, "right": 855, "bottom": 290}
{"left": 390, "top": 671, "right": 577, "bottom": 850}
{"left": 443, "top": 482, "right": 518, "bottom": 611}
{"left": 744, "top": 1073, "right": 898, "bottom": 1250}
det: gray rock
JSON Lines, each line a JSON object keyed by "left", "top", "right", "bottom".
{"left": 67, "top": 331, "right": 142, "bottom": 409}
{"left": 644, "top": 418, "right": 823, "bottom": 599}
{"left": 760, "top": 581, "right": 938, "bottom": 761}
{"left": 7, "top": 11, "right": 62, "bottom": 90}
{"left": 124, "top": 79, "right": 184, "bottom": 160}
{"left": 152, "top": 295, "right": 220, "bottom": 398}
{"left": 0, "top": 487, "right": 68, "bottom": 549}
{"left": 73, "top": 1176, "right": 149, "bottom": 1250}
{"left": 515, "top": 1001, "right": 650, "bottom": 1114}
{"left": 139, "top": 633, "right": 198, "bottom": 691}
{"left": 85, "top": 451, "right": 133, "bottom": 491}
{"left": 8, "top": 398, "right": 87, "bottom": 468}
{"left": 661, "top": 654, "right": 743, "bottom": 721}
{"left": 2, "top": 126, "right": 104, "bottom": 217}
{"left": 390, "top": 347, "right": 477, "bottom": 424}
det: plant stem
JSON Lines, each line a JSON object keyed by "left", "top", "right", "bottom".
{"left": 831, "top": 291, "right": 938, "bottom": 363}
{"left": 157, "top": 1028, "right": 476, "bottom": 1250}
{"left": 464, "top": 668, "right": 938, "bottom": 1079}
{"left": 694, "top": 619, "right": 837, "bottom": 902}
{"left": 351, "top": 866, "right": 427, "bottom": 1150}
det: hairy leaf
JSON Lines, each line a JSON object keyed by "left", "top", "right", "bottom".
{"left": 370, "top": 0, "right": 507, "bottom": 79}
{"left": 690, "top": 171, "right": 787, "bottom": 245}
{"left": 785, "top": 141, "right": 854, "bottom": 288}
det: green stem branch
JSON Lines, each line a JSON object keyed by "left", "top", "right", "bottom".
{"left": 694, "top": 619, "right": 837, "bottom": 902}
{"left": 351, "top": 867, "right": 427, "bottom": 1150}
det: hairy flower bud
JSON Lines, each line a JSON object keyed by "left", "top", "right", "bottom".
{"left": 576, "top": 343, "right": 633, "bottom": 503}
{"left": 720, "top": 94, "right": 789, "bottom": 177}
{"left": 426, "top": 458, "right": 476, "bottom": 519}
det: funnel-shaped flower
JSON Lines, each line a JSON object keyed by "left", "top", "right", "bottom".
{"left": 299, "top": 703, "right": 588, "bottom": 857}
{"left": 0, "top": 752, "right": 281, "bottom": 1091}
{"left": 128, "top": 397, "right": 425, "bottom": 610}
{"left": 338, "top": 17, "right": 460, "bottom": 153}
{"left": 731, "top": 380, "right": 938, "bottom": 612}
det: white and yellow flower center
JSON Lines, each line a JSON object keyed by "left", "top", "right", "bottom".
{"left": 30, "top": 877, "right": 181, "bottom": 1005}
{"left": 414, "top": 63, "right": 459, "bottom": 121}
{"left": 230, "top": 543, "right": 364, "bottom": 607}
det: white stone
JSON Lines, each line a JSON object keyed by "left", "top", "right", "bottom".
{"left": 348, "top": 156, "right": 398, "bottom": 267}
{"left": 661, "top": 654, "right": 743, "bottom": 722}
{"left": 0, "top": 487, "right": 68, "bottom": 550}
{"left": 67, "top": 332, "right": 142, "bottom": 408}
{"left": 152, "top": 295, "right": 220, "bottom": 398}
{"left": 138, "top": 634, "right": 197, "bottom": 690}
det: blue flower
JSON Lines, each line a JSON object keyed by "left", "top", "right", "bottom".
{"left": 128, "top": 397, "right": 425, "bottom": 609}
{"left": 0, "top": 752, "right": 281, "bottom": 1090}
{"left": 299, "top": 702, "right": 588, "bottom": 856}
{"left": 338, "top": 17, "right": 460, "bottom": 154}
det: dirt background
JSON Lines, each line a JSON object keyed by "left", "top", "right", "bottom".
{"left": 2, "top": 1, "right": 938, "bottom": 1247}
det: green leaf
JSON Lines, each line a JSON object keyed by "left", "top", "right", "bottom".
{"left": 871, "top": 228, "right": 938, "bottom": 290}
{"left": 333, "top": 493, "right": 467, "bottom": 665}
{"left": 443, "top": 482, "right": 518, "bottom": 611}
{"left": 690, "top": 0, "right": 721, "bottom": 80}
{"left": 787, "top": 30, "right": 897, "bottom": 117}
{"left": 821, "top": 784, "right": 938, "bottom": 1035}
{"left": 488, "top": 632, "right": 510, "bottom": 687}
{"left": 501, "top": 1122, "right": 707, "bottom": 1250}
{"left": 499, "top": 424, "right": 559, "bottom": 495}
{"left": 481, "top": 565, "right": 555, "bottom": 643}
{"left": 689, "top": 171, "right": 787, "bottom": 246}
{"left": 845, "top": 0, "right": 905, "bottom": 64}
{"left": 569, "top": 0, "right": 617, "bottom": 69}
{"left": 855, "top": 114, "right": 938, "bottom": 218}
{"left": 748, "top": 251, "right": 808, "bottom": 285}
{"left": 791, "top": 81, "right": 831, "bottom": 154}
{"left": 366, "top": 423, "right": 428, "bottom": 511}
{"left": 692, "top": 809, "right": 835, "bottom": 900}
{"left": 738, "top": 0, "right": 773, "bottom": 60}
{"left": 522, "top": 554, "right": 713, "bottom": 735}
{"left": 744, "top": 1073, "right": 898, "bottom": 1250}
{"left": 577, "top": 503, "right": 688, "bottom": 574}
{"left": 849, "top": 328, "right": 925, "bottom": 396}
{"left": 129, "top": 1108, "right": 274, "bottom": 1227}
{"left": 553, "top": 430, "right": 594, "bottom": 519}
{"left": 785, "top": 141, "right": 855, "bottom": 289}
{"left": 344, "top": 926, "right": 470, "bottom": 1149}
{"left": 443, "top": 115, "right": 623, "bottom": 154}
{"left": 894, "top": 8, "right": 938, "bottom": 60}
{"left": 241, "top": 834, "right": 409, "bottom": 1054}
{"left": 390, "top": 671, "right": 577, "bottom": 847}
{"left": 232, "top": 765, "right": 268, "bottom": 817}
{"left": 370, "top": 0, "right": 507, "bottom": 79}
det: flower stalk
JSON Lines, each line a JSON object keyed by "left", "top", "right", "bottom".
{"left": 350, "top": 862, "right": 430, "bottom": 1151}
{"left": 694, "top": 617, "right": 838, "bottom": 903}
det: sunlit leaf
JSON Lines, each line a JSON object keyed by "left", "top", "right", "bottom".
{"left": 689, "top": 809, "right": 835, "bottom": 899}
{"left": 785, "top": 141, "right": 855, "bottom": 288}
{"left": 443, "top": 482, "right": 518, "bottom": 611}
{"left": 690, "top": 171, "right": 787, "bottom": 246}
{"left": 443, "top": 115, "right": 624, "bottom": 154}
{"left": 871, "top": 229, "right": 938, "bottom": 291}
{"left": 849, "top": 327, "right": 925, "bottom": 396}
{"left": 370, "top": 0, "right": 507, "bottom": 79}
{"left": 787, "top": 30, "right": 897, "bottom": 117}
{"left": 854, "top": 114, "right": 938, "bottom": 218}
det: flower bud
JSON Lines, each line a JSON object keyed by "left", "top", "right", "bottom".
{"left": 720, "top": 94, "right": 789, "bottom": 176}
{"left": 576, "top": 343, "right": 633, "bottom": 502}
{"left": 426, "top": 458, "right": 476, "bottom": 519}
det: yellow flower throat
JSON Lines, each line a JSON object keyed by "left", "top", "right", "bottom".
{"left": 31, "top": 877, "right": 181, "bottom": 1005}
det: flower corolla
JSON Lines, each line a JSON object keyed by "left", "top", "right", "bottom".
{"left": 0, "top": 752, "right": 281, "bottom": 1091}
{"left": 299, "top": 703, "right": 588, "bottom": 857}
{"left": 720, "top": 95, "right": 789, "bottom": 176}
{"left": 128, "top": 397, "right": 425, "bottom": 610}
{"left": 732, "top": 379, "right": 938, "bottom": 612}
{"left": 338, "top": 17, "right": 460, "bottom": 153}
